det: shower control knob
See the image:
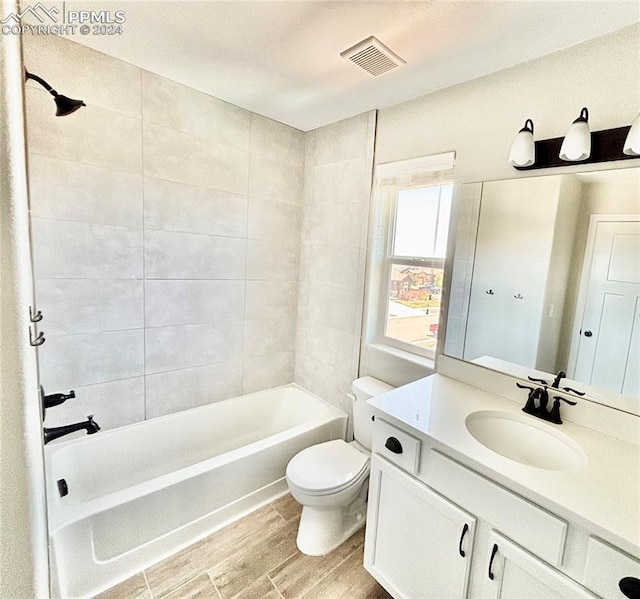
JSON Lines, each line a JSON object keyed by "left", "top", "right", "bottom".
{"left": 384, "top": 436, "right": 403, "bottom": 454}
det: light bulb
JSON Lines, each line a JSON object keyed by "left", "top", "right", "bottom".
{"left": 508, "top": 119, "right": 535, "bottom": 167}
{"left": 559, "top": 107, "right": 591, "bottom": 162}
{"left": 623, "top": 112, "right": 640, "bottom": 156}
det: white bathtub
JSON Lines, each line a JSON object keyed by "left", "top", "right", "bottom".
{"left": 45, "top": 384, "right": 347, "bottom": 598}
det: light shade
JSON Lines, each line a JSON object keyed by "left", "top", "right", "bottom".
{"left": 508, "top": 119, "right": 535, "bottom": 167}
{"left": 559, "top": 107, "right": 591, "bottom": 161}
{"left": 623, "top": 112, "right": 640, "bottom": 156}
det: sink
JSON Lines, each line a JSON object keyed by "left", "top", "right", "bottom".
{"left": 465, "top": 410, "right": 586, "bottom": 471}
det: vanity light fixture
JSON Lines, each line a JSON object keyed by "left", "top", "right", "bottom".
{"left": 623, "top": 112, "right": 640, "bottom": 156}
{"left": 559, "top": 107, "right": 591, "bottom": 161}
{"left": 508, "top": 119, "right": 535, "bottom": 167}
{"left": 510, "top": 108, "right": 640, "bottom": 171}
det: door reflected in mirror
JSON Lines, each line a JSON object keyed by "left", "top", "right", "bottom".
{"left": 445, "top": 166, "right": 640, "bottom": 411}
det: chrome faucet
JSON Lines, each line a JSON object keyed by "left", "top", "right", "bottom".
{"left": 43, "top": 415, "right": 100, "bottom": 444}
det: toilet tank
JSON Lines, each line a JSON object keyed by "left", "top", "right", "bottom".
{"left": 351, "top": 376, "right": 394, "bottom": 450}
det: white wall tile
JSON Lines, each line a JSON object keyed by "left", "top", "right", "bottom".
{"left": 145, "top": 280, "right": 245, "bottom": 327}
{"left": 312, "top": 157, "right": 368, "bottom": 205}
{"left": 307, "top": 284, "right": 358, "bottom": 334}
{"left": 145, "top": 361, "right": 243, "bottom": 419}
{"left": 144, "top": 176, "right": 247, "bottom": 238}
{"left": 248, "top": 153, "right": 303, "bottom": 205}
{"left": 245, "top": 280, "right": 298, "bottom": 320}
{"left": 29, "top": 154, "right": 143, "bottom": 227}
{"left": 144, "top": 229, "right": 246, "bottom": 279}
{"left": 143, "top": 122, "right": 249, "bottom": 194}
{"left": 32, "top": 218, "right": 143, "bottom": 280}
{"left": 244, "top": 317, "right": 296, "bottom": 357}
{"left": 23, "top": 34, "right": 141, "bottom": 118}
{"left": 306, "top": 321, "right": 357, "bottom": 374}
{"left": 145, "top": 321, "right": 244, "bottom": 374}
{"left": 43, "top": 377, "right": 145, "bottom": 435}
{"left": 295, "top": 354, "right": 354, "bottom": 412}
{"left": 246, "top": 240, "right": 300, "bottom": 281}
{"left": 39, "top": 330, "right": 144, "bottom": 390}
{"left": 143, "top": 71, "right": 250, "bottom": 150}
{"left": 247, "top": 197, "right": 301, "bottom": 243}
{"left": 241, "top": 352, "right": 295, "bottom": 395}
{"left": 250, "top": 114, "right": 304, "bottom": 166}
{"left": 307, "top": 203, "right": 365, "bottom": 249}
{"left": 36, "top": 279, "right": 143, "bottom": 335}
{"left": 312, "top": 113, "right": 369, "bottom": 165}
{"left": 308, "top": 245, "right": 360, "bottom": 291}
{"left": 26, "top": 89, "right": 142, "bottom": 174}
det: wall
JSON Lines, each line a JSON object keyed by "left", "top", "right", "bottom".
{"left": 0, "top": 6, "right": 49, "bottom": 596}
{"left": 295, "top": 112, "right": 376, "bottom": 412}
{"left": 24, "top": 34, "right": 304, "bottom": 434}
{"left": 374, "top": 24, "right": 640, "bottom": 381}
{"left": 375, "top": 24, "right": 640, "bottom": 182}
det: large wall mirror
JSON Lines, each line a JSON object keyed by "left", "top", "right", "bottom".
{"left": 445, "top": 166, "right": 639, "bottom": 413}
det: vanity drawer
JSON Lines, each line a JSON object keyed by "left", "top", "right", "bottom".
{"left": 583, "top": 537, "right": 640, "bottom": 598}
{"left": 426, "top": 450, "right": 567, "bottom": 567}
{"left": 372, "top": 419, "right": 421, "bottom": 475}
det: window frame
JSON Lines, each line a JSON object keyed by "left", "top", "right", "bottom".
{"left": 376, "top": 183, "right": 451, "bottom": 360}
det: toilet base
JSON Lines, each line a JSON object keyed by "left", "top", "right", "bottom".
{"left": 295, "top": 490, "right": 367, "bottom": 556}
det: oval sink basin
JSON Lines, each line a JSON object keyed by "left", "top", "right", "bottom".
{"left": 465, "top": 410, "right": 586, "bottom": 471}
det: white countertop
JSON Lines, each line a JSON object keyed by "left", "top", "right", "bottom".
{"left": 368, "top": 374, "right": 640, "bottom": 556}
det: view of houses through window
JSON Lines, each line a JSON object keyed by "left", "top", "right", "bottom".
{"left": 383, "top": 183, "right": 452, "bottom": 355}
{"left": 387, "top": 264, "right": 444, "bottom": 351}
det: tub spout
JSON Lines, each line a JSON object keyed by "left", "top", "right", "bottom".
{"left": 43, "top": 415, "right": 100, "bottom": 444}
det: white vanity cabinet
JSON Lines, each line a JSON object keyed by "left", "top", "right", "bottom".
{"left": 365, "top": 417, "right": 640, "bottom": 599}
{"left": 364, "top": 455, "right": 476, "bottom": 599}
{"left": 482, "top": 531, "right": 596, "bottom": 599}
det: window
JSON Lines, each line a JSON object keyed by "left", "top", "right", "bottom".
{"left": 365, "top": 153, "right": 455, "bottom": 361}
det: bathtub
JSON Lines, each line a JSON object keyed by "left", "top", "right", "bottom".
{"left": 45, "top": 384, "right": 347, "bottom": 599}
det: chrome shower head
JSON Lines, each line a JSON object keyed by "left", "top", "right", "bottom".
{"left": 25, "top": 69, "right": 86, "bottom": 116}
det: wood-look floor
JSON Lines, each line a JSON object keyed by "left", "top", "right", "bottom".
{"left": 95, "top": 494, "right": 392, "bottom": 599}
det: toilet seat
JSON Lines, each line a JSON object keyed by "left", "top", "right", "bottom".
{"left": 286, "top": 439, "right": 369, "bottom": 496}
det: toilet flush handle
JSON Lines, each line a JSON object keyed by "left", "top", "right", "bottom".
{"left": 384, "top": 436, "right": 403, "bottom": 454}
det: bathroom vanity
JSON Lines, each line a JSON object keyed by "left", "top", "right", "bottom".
{"left": 363, "top": 370, "right": 640, "bottom": 599}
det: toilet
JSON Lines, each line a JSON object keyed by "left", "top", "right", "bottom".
{"left": 285, "top": 376, "right": 394, "bottom": 556}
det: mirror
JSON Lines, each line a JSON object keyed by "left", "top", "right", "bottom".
{"left": 445, "top": 166, "right": 640, "bottom": 413}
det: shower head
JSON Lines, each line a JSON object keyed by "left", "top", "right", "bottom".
{"left": 25, "top": 69, "right": 86, "bottom": 116}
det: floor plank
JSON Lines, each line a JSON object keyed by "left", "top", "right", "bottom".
{"left": 145, "top": 506, "right": 284, "bottom": 598}
{"left": 270, "top": 527, "right": 365, "bottom": 599}
{"left": 300, "top": 547, "right": 393, "bottom": 599}
{"left": 94, "top": 573, "right": 151, "bottom": 599}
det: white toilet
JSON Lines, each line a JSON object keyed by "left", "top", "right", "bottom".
{"left": 285, "top": 376, "right": 394, "bottom": 556}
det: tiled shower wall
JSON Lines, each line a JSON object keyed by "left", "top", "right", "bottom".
{"left": 295, "top": 113, "right": 377, "bottom": 412}
{"left": 25, "top": 35, "right": 304, "bottom": 431}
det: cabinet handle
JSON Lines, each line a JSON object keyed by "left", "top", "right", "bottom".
{"left": 458, "top": 523, "right": 469, "bottom": 557}
{"left": 488, "top": 543, "right": 498, "bottom": 580}
{"left": 384, "top": 436, "right": 403, "bottom": 454}
{"left": 619, "top": 577, "right": 640, "bottom": 599}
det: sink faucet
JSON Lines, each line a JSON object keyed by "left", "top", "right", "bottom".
{"left": 516, "top": 384, "right": 576, "bottom": 424}
{"left": 43, "top": 415, "right": 100, "bottom": 444}
{"left": 551, "top": 370, "right": 566, "bottom": 389}
{"left": 549, "top": 396, "right": 577, "bottom": 424}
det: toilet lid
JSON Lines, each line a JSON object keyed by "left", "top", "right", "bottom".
{"left": 286, "top": 439, "right": 368, "bottom": 493}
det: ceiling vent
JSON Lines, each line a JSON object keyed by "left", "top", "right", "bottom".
{"left": 340, "top": 36, "right": 406, "bottom": 77}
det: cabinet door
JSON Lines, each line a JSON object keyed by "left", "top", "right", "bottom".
{"left": 483, "top": 531, "right": 597, "bottom": 599}
{"left": 364, "top": 455, "right": 475, "bottom": 599}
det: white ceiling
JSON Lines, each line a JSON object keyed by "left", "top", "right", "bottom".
{"left": 55, "top": 0, "right": 639, "bottom": 131}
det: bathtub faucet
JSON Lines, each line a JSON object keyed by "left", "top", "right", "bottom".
{"left": 43, "top": 415, "right": 101, "bottom": 445}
